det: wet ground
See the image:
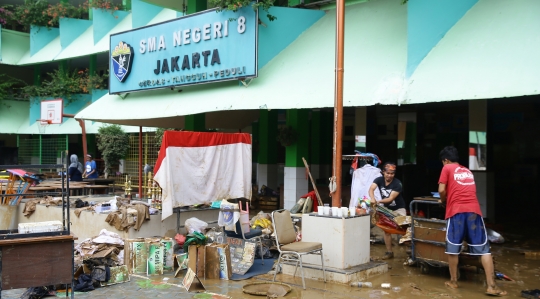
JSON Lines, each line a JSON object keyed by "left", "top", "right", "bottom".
{"left": 2, "top": 230, "right": 539, "bottom": 298}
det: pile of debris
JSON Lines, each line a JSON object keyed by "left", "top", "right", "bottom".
{"left": 73, "top": 229, "right": 128, "bottom": 292}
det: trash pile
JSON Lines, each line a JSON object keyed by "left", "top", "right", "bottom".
{"left": 73, "top": 229, "right": 127, "bottom": 292}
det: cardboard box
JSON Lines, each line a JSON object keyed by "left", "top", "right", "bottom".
{"left": 160, "top": 237, "right": 174, "bottom": 272}
{"left": 74, "top": 264, "right": 92, "bottom": 280}
{"left": 146, "top": 238, "right": 164, "bottom": 275}
{"left": 126, "top": 239, "right": 147, "bottom": 274}
{"left": 188, "top": 245, "right": 205, "bottom": 278}
{"left": 205, "top": 243, "right": 232, "bottom": 280}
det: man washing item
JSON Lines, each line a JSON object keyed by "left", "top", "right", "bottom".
{"left": 369, "top": 162, "right": 405, "bottom": 260}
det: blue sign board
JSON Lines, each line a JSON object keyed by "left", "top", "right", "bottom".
{"left": 109, "top": 7, "right": 258, "bottom": 94}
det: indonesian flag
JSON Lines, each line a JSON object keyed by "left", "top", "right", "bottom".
{"left": 154, "top": 131, "right": 252, "bottom": 220}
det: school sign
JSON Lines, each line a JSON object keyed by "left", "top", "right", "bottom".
{"left": 109, "top": 7, "right": 258, "bottom": 94}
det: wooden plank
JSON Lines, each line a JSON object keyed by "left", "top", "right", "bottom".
{"left": 415, "top": 242, "right": 446, "bottom": 262}
{"left": 0, "top": 234, "right": 76, "bottom": 246}
{"left": 414, "top": 226, "right": 446, "bottom": 243}
{"left": 1, "top": 240, "right": 73, "bottom": 289}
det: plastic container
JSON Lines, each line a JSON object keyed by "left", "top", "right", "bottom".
{"left": 317, "top": 206, "right": 324, "bottom": 215}
{"left": 341, "top": 207, "right": 349, "bottom": 217}
{"left": 349, "top": 207, "right": 356, "bottom": 216}
{"left": 331, "top": 207, "right": 339, "bottom": 217}
{"left": 239, "top": 202, "right": 250, "bottom": 233}
{"left": 381, "top": 283, "right": 391, "bottom": 289}
{"left": 323, "top": 206, "right": 330, "bottom": 216}
{"left": 18, "top": 221, "right": 63, "bottom": 234}
{"left": 392, "top": 286, "right": 401, "bottom": 292}
{"left": 350, "top": 282, "right": 372, "bottom": 288}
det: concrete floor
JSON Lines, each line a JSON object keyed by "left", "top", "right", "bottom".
{"left": 3, "top": 235, "right": 538, "bottom": 299}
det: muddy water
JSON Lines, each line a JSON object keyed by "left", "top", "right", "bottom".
{"left": 248, "top": 241, "right": 540, "bottom": 299}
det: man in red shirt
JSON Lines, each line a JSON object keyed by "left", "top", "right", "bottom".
{"left": 438, "top": 146, "right": 506, "bottom": 296}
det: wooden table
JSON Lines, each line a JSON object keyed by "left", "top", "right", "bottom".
{"left": 83, "top": 185, "right": 110, "bottom": 195}
{"left": 0, "top": 234, "right": 76, "bottom": 299}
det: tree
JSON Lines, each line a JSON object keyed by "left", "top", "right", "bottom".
{"left": 97, "top": 124, "right": 129, "bottom": 176}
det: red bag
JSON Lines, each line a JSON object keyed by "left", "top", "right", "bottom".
{"left": 376, "top": 213, "right": 406, "bottom": 235}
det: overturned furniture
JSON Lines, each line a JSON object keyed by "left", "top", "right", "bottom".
{"left": 0, "top": 159, "right": 76, "bottom": 299}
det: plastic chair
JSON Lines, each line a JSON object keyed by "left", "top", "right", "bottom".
{"left": 271, "top": 209, "right": 326, "bottom": 289}
{"left": 221, "top": 201, "right": 265, "bottom": 265}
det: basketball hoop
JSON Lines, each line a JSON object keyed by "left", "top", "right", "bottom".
{"left": 37, "top": 119, "right": 52, "bottom": 134}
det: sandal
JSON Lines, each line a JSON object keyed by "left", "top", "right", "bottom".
{"left": 486, "top": 289, "right": 508, "bottom": 297}
{"left": 445, "top": 281, "right": 458, "bottom": 289}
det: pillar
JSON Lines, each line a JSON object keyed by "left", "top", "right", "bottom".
{"left": 251, "top": 121, "right": 259, "bottom": 186}
{"left": 122, "top": 0, "right": 132, "bottom": 11}
{"left": 257, "top": 110, "right": 278, "bottom": 190}
{"left": 186, "top": 0, "right": 206, "bottom": 14}
{"left": 185, "top": 114, "right": 205, "bottom": 131}
{"left": 354, "top": 107, "right": 367, "bottom": 152}
{"left": 318, "top": 110, "right": 333, "bottom": 182}
{"left": 310, "top": 110, "right": 321, "bottom": 181}
{"left": 283, "top": 109, "right": 309, "bottom": 209}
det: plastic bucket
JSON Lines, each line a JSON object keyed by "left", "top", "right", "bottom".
{"left": 0, "top": 205, "right": 18, "bottom": 230}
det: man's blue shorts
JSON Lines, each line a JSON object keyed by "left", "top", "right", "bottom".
{"left": 445, "top": 212, "right": 490, "bottom": 255}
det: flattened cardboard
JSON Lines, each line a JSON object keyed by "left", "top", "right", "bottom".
{"left": 183, "top": 268, "right": 206, "bottom": 293}
{"left": 146, "top": 238, "right": 164, "bottom": 275}
{"left": 205, "top": 243, "right": 232, "bottom": 280}
{"left": 174, "top": 253, "right": 189, "bottom": 278}
{"left": 188, "top": 245, "right": 205, "bottom": 278}
{"left": 160, "top": 237, "right": 174, "bottom": 272}
{"left": 127, "top": 239, "right": 147, "bottom": 274}
{"left": 100, "top": 265, "right": 130, "bottom": 287}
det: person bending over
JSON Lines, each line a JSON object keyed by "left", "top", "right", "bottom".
{"left": 438, "top": 146, "right": 506, "bottom": 296}
{"left": 369, "top": 162, "right": 406, "bottom": 260}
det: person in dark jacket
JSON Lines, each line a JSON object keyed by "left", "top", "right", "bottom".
{"left": 68, "top": 154, "right": 83, "bottom": 182}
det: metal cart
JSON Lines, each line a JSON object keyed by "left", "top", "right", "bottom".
{"left": 410, "top": 200, "right": 483, "bottom": 275}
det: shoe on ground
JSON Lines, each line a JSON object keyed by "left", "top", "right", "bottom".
{"left": 382, "top": 252, "right": 394, "bottom": 260}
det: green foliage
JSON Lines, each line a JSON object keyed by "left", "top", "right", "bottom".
{"left": 209, "top": 0, "right": 277, "bottom": 22}
{"left": 0, "top": 74, "right": 25, "bottom": 103}
{"left": 276, "top": 125, "right": 298, "bottom": 147}
{"left": 21, "top": 68, "right": 108, "bottom": 103}
{"left": 97, "top": 124, "right": 130, "bottom": 174}
{"left": 9, "top": 0, "right": 87, "bottom": 31}
{"left": 88, "top": 0, "right": 123, "bottom": 11}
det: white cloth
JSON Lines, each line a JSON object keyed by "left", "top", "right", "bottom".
{"left": 92, "top": 229, "right": 124, "bottom": 246}
{"left": 154, "top": 131, "right": 252, "bottom": 220}
{"left": 349, "top": 164, "right": 382, "bottom": 209}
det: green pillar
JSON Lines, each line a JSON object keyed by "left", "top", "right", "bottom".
{"left": 33, "top": 65, "right": 41, "bottom": 86}
{"left": 285, "top": 109, "right": 309, "bottom": 167}
{"left": 122, "top": 0, "right": 132, "bottom": 11}
{"left": 86, "top": 134, "right": 96, "bottom": 156}
{"left": 311, "top": 110, "right": 321, "bottom": 165}
{"left": 59, "top": 60, "right": 68, "bottom": 73}
{"left": 258, "top": 110, "right": 277, "bottom": 164}
{"left": 39, "top": 134, "right": 42, "bottom": 163}
{"left": 320, "top": 110, "right": 333, "bottom": 165}
{"left": 186, "top": 0, "right": 207, "bottom": 14}
{"left": 89, "top": 55, "right": 97, "bottom": 94}
{"left": 89, "top": 0, "right": 93, "bottom": 20}
{"left": 252, "top": 121, "right": 259, "bottom": 162}
{"left": 185, "top": 114, "right": 205, "bottom": 131}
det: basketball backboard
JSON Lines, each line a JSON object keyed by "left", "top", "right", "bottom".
{"left": 40, "top": 99, "right": 63, "bottom": 124}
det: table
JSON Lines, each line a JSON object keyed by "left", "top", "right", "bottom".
{"left": 0, "top": 234, "right": 76, "bottom": 299}
{"left": 83, "top": 185, "right": 110, "bottom": 195}
{"left": 173, "top": 206, "right": 219, "bottom": 233}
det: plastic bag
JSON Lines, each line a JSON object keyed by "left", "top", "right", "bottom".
{"left": 184, "top": 217, "right": 208, "bottom": 234}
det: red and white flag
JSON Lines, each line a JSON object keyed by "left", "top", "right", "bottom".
{"left": 154, "top": 131, "right": 252, "bottom": 220}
